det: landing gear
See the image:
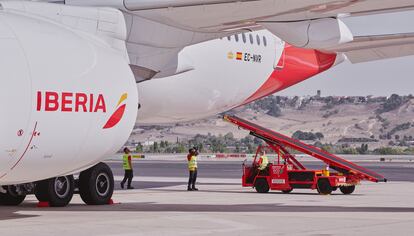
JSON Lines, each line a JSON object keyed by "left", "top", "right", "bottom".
{"left": 34, "top": 175, "right": 75, "bottom": 207}
{"left": 3, "top": 162, "right": 114, "bottom": 207}
{"left": 79, "top": 162, "right": 114, "bottom": 205}
{"left": 0, "top": 186, "right": 26, "bottom": 206}
{"left": 32, "top": 163, "right": 113, "bottom": 206}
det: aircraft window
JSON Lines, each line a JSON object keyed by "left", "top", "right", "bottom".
{"left": 249, "top": 34, "right": 254, "bottom": 44}
{"left": 242, "top": 33, "right": 246, "bottom": 43}
{"left": 227, "top": 36, "right": 231, "bottom": 41}
{"left": 235, "top": 34, "right": 239, "bottom": 42}
{"left": 256, "top": 35, "right": 261, "bottom": 45}
{"left": 263, "top": 36, "right": 267, "bottom": 47}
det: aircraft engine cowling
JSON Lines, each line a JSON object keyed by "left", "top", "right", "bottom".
{"left": 0, "top": 11, "right": 138, "bottom": 184}
{"left": 263, "top": 18, "right": 354, "bottom": 50}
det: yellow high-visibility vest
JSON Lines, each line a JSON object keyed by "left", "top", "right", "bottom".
{"left": 188, "top": 155, "right": 198, "bottom": 171}
{"left": 123, "top": 154, "right": 132, "bottom": 170}
{"left": 322, "top": 165, "right": 330, "bottom": 176}
{"left": 258, "top": 155, "right": 269, "bottom": 170}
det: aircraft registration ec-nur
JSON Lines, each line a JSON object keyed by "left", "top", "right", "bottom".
{"left": 1, "top": 0, "right": 414, "bottom": 206}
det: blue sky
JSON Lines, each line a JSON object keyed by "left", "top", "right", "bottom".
{"left": 278, "top": 10, "right": 414, "bottom": 97}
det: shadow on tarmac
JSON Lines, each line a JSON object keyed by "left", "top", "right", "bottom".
{"left": 3, "top": 201, "right": 414, "bottom": 216}
{"left": 0, "top": 207, "right": 39, "bottom": 221}
{"left": 137, "top": 185, "right": 364, "bottom": 196}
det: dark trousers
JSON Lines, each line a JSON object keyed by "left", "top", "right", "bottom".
{"left": 121, "top": 169, "right": 133, "bottom": 187}
{"left": 188, "top": 169, "right": 197, "bottom": 188}
{"left": 258, "top": 167, "right": 269, "bottom": 176}
{"left": 247, "top": 167, "right": 269, "bottom": 183}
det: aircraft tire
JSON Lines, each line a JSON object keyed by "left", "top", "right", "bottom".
{"left": 34, "top": 181, "right": 49, "bottom": 202}
{"left": 34, "top": 175, "right": 75, "bottom": 207}
{"left": 0, "top": 186, "right": 26, "bottom": 206}
{"left": 79, "top": 163, "right": 114, "bottom": 205}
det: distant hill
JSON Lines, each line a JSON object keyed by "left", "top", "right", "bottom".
{"left": 128, "top": 94, "right": 414, "bottom": 154}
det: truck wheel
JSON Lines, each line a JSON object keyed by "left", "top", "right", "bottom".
{"left": 254, "top": 178, "right": 269, "bottom": 193}
{"left": 0, "top": 186, "right": 26, "bottom": 206}
{"left": 340, "top": 185, "right": 355, "bottom": 195}
{"left": 317, "top": 179, "right": 332, "bottom": 195}
{"left": 282, "top": 188, "right": 293, "bottom": 194}
{"left": 34, "top": 175, "right": 75, "bottom": 207}
{"left": 79, "top": 163, "right": 114, "bottom": 205}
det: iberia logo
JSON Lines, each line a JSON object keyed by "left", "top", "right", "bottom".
{"left": 103, "top": 93, "right": 128, "bottom": 129}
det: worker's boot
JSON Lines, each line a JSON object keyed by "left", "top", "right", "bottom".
{"left": 127, "top": 186, "right": 134, "bottom": 190}
{"left": 192, "top": 186, "right": 199, "bottom": 191}
{"left": 187, "top": 186, "right": 193, "bottom": 191}
{"left": 120, "top": 182, "right": 124, "bottom": 189}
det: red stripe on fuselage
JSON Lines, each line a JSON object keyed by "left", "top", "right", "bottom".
{"left": 242, "top": 44, "right": 337, "bottom": 105}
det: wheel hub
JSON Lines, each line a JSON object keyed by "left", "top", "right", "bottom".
{"left": 96, "top": 173, "right": 110, "bottom": 197}
{"left": 54, "top": 176, "right": 69, "bottom": 198}
{"left": 7, "top": 185, "right": 22, "bottom": 197}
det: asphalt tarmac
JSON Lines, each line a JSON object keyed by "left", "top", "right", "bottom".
{"left": 108, "top": 160, "right": 414, "bottom": 191}
{"left": 1, "top": 159, "right": 413, "bottom": 235}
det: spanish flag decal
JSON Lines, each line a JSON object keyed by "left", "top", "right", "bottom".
{"left": 103, "top": 93, "right": 127, "bottom": 129}
{"left": 236, "top": 52, "right": 243, "bottom": 60}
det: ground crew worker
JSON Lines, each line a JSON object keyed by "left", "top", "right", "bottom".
{"left": 187, "top": 148, "right": 199, "bottom": 191}
{"left": 323, "top": 164, "right": 330, "bottom": 176}
{"left": 121, "top": 147, "right": 134, "bottom": 189}
{"left": 257, "top": 150, "right": 269, "bottom": 175}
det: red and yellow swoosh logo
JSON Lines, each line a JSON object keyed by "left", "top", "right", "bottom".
{"left": 103, "top": 93, "right": 127, "bottom": 129}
